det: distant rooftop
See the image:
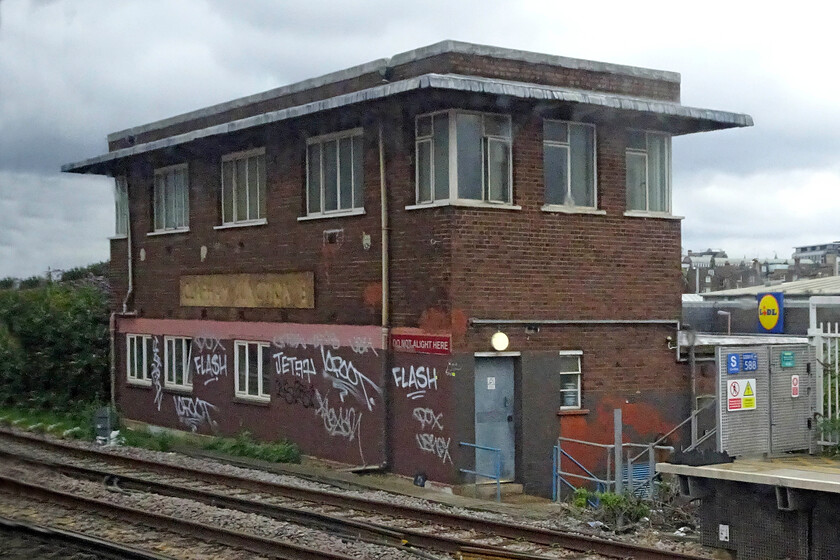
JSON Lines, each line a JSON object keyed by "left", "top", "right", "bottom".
{"left": 702, "top": 275, "right": 840, "bottom": 299}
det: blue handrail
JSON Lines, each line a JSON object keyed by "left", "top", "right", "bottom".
{"left": 459, "top": 442, "right": 502, "bottom": 502}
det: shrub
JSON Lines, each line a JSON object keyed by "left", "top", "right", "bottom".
{"left": 204, "top": 431, "right": 301, "bottom": 464}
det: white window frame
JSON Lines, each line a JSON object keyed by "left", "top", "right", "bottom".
{"left": 411, "top": 110, "right": 517, "bottom": 210}
{"left": 234, "top": 341, "right": 270, "bottom": 401}
{"left": 303, "top": 128, "right": 365, "bottom": 219}
{"left": 624, "top": 130, "right": 672, "bottom": 216}
{"left": 558, "top": 350, "right": 583, "bottom": 410}
{"left": 218, "top": 148, "right": 267, "bottom": 228}
{"left": 114, "top": 176, "right": 129, "bottom": 238}
{"left": 152, "top": 164, "right": 190, "bottom": 233}
{"left": 542, "top": 120, "right": 601, "bottom": 214}
{"left": 164, "top": 336, "right": 192, "bottom": 391}
{"left": 126, "top": 334, "right": 152, "bottom": 385}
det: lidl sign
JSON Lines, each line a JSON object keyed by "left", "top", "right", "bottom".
{"left": 757, "top": 292, "right": 784, "bottom": 334}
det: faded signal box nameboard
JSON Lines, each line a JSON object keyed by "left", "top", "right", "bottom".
{"left": 180, "top": 272, "right": 315, "bottom": 308}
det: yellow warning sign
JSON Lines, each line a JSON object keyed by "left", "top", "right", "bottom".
{"left": 744, "top": 382, "right": 754, "bottom": 397}
{"left": 742, "top": 397, "right": 756, "bottom": 409}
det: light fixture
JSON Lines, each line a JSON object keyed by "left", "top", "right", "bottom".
{"left": 491, "top": 330, "right": 509, "bottom": 352}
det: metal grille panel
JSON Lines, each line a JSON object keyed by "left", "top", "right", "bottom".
{"left": 717, "top": 346, "right": 770, "bottom": 456}
{"left": 770, "top": 345, "right": 816, "bottom": 454}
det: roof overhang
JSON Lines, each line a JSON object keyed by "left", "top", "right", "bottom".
{"left": 63, "top": 73, "right": 753, "bottom": 176}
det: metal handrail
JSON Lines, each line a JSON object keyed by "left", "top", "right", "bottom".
{"left": 459, "top": 442, "right": 501, "bottom": 502}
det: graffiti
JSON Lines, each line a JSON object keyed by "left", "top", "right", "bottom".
{"left": 273, "top": 352, "right": 318, "bottom": 383}
{"left": 150, "top": 337, "right": 163, "bottom": 411}
{"left": 314, "top": 390, "right": 365, "bottom": 464}
{"left": 193, "top": 336, "right": 224, "bottom": 353}
{"left": 350, "top": 336, "right": 378, "bottom": 356}
{"left": 312, "top": 333, "right": 341, "bottom": 350}
{"left": 415, "top": 433, "right": 452, "bottom": 464}
{"left": 272, "top": 333, "right": 307, "bottom": 350}
{"left": 277, "top": 377, "right": 316, "bottom": 408}
{"left": 321, "top": 347, "right": 381, "bottom": 411}
{"left": 412, "top": 407, "right": 444, "bottom": 431}
{"left": 392, "top": 365, "right": 438, "bottom": 400}
{"left": 193, "top": 353, "right": 228, "bottom": 385}
{"left": 173, "top": 396, "right": 218, "bottom": 432}
{"left": 445, "top": 361, "right": 461, "bottom": 377}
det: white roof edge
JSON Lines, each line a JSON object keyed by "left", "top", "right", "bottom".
{"left": 65, "top": 73, "right": 751, "bottom": 174}
{"left": 107, "top": 40, "right": 681, "bottom": 143}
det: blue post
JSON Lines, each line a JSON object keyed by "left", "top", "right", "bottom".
{"left": 551, "top": 445, "right": 557, "bottom": 502}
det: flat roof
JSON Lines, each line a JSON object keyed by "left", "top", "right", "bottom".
{"left": 658, "top": 456, "right": 840, "bottom": 494}
{"left": 64, "top": 73, "right": 752, "bottom": 175}
{"left": 702, "top": 276, "right": 840, "bottom": 298}
{"left": 107, "top": 40, "right": 681, "bottom": 144}
{"left": 677, "top": 331, "right": 809, "bottom": 347}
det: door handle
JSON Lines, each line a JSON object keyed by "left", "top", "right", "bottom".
{"left": 507, "top": 415, "right": 513, "bottom": 422}
{"left": 504, "top": 396, "right": 509, "bottom": 408}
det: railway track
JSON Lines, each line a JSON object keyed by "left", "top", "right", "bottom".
{"left": 0, "top": 428, "right": 707, "bottom": 560}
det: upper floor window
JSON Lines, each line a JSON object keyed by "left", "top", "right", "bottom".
{"left": 222, "top": 149, "right": 266, "bottom": 225}
{"left": 306, "top": 129, "right": 364, "bottom": 217}
{"left": 114, "top": 176, "right": 128, "bottom": 237}
{"left": 153, "top": 165, "right": 189, "bottom": 232}
{"left": 414, "top": 110, "right": 512, "bottom": 206}
{"left": 234, "top": 341, "right": 270, "bottom": 401}
{"left": 558, "top": 351, "right": 583, "bottom": 410}
{"left": 626, "top": 130, "right": 670, "bottom": 214}
{"left": 165, "top": 336, "right": 192, "bottom": 391}
{"left": 543, "top": 120, "right": 596, "bottom": 209}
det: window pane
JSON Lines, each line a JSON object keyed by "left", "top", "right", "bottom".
{"left": 352, "top": 135, "right": 364, "bottom": 209}
{"left": 627, "top": 129, "right": 646, "bottom": 150}
{"left": 237, "top": 344, "right": 246, "bottom": 394}
{"left": 258, "top": 154, "right": 266, "bottom": 219}
{"left": 127, "top": 337, "right": 136, "bottom": 378}
{"left": 569, "top": 125, "right": 594, "bottom": 207}
{"left": 486, "top": 138, "right": 510, "bottom": 203}
{"left": 154, "top": 176, "right": 164, "bottom": 231}
{"left": 175, "top": 338, "right": 184, "bottom": 385}
{"left": 647, "top": 134, "right": 668, "bottom": 212}
{"left": 235, "top": 159, "right": 248, "bottom": 223}
{"left": 166, "top": 339, "right": 174, "bottom": 383}
{"left": 339, "top": 136, "right": 353, "bottom": 210}
{"left": 323, "top": 140, "right": 338, "bottom": 211}
{"left": 417, "top": 140, "right": 432, "bottom": 203}
{"left": 247, "top": 156, "right": 260, "bottom": 220}
{"left": 484, "top": 114, "right": 510, "bottom": 137}
{"left": 261, "top": 346, "right": 271, "bottom": 397}
{"left": 544, "top": 144, "right": 568, "bottom": 205}
{"left": 433, "top": 114, "right": 449, "bottom": 200}
{"left": 626, "top": 152, "right": 647, "bottom": 210}
{"left": 417, "top": 115, "right": 432, "bottom": 137}
{"left": 248, "top": 343, "right": 259, "bottom": 396}
{"left": 143, "top": 337, "right": 152, "bottom": 380}
{"left": 165, "top": 173, "right": 176, "bottom": 229}
{"left": 183, "top": 340, "right": 192, "bottom": 385}
{"left": 222, "top": 161, "right": 234, "bottom": 223}
{"left": 176, "top": 169, "right": 188, "bottom": 227}
{"left": 307, "top": 144, "right": 321, "bottom": 214}
{"left": 544, "top": 121, "right": 568, "bottom": 143}
{"left": 456, "top": 113, "right": 483, "bottom": 200}
{"left": 558, "top": 356, "right": 580, "bottom": 373}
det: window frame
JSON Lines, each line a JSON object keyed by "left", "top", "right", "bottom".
{"left": 558, "top": 350, "right": 583, "bottom": 410}
{"left": 304, "top": 128, "right": 365, "bottom": 219}
{"left": 234, "top": 340, "right": 271, "bottom": 401}
{"left": 152, "top": 164, "right": 190, "bottom": 233}
{"left": 412, "top": 109, "right": 515, "bottom": 208}
{"left": 126, "top": 334, "right": 152, "bottom": 386}
{"left": 219, "top": 148, "right": 267, "bottom": 228}
{"left": 164, "top": 336, "right": 192, "bottom": 391}
{"left": 625, "top": 130, "right": 672, "bottom": 215}
{"left": 114, "top": 176, "right": 129, "bottom": 238}
{"left": 542, "top": 120, "right": 599, "bottom": 212}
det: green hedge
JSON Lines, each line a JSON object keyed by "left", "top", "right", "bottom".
{"left": 0, "top": 284, "right": 110, "bottom": 410}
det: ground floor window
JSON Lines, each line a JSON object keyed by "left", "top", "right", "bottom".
{"left": 235, "top": 341, "right": 271, "bottom": 400}
{"left": 165, "top": 336, "right": 192, "bottom": 390}
{"left": 126, "top": 334, "right": 152, "bottom": 384}
{"left": 558, "top": 351, "right": 582, "bottom": 409}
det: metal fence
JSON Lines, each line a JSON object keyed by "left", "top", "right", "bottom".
{"left": 815, "top": 321, "right": 840, "bottom": 446}
{"left": 459, "top": 441, "right": 501, "bottom": 502}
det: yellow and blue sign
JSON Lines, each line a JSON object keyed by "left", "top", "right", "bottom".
{"left": 757, "top": 292, "right": 784, "bottom": 334}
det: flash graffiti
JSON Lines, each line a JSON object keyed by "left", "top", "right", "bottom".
{"left": 273, "top": 352, "right": 318, "bottom": 383}
{"left": 151, "top": 337, "right": 163, "bottom": 411}
{"left": 415, "top": 433, "right": 452, "bottom": 464}
{"left": 412, "top": 407, "right": 444, "bottom": 431}
{"left": 314, "top": 390, "right": 365, "bottom": 464}
{"left": 173, "top": 396, "right": 218, "bottom": 432}
{"left": 321, "top": 347, "right": 382, "bottom": 411}
{"left": 392, "top": 365, "right": 438, "bottom": 400}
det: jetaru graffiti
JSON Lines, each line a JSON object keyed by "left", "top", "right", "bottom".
{"left": 321, "top": 347, "right": 381, "bottom": 411}
{"left": 392, "top": 365, "right": 438, "bottom": 400}
{"left": 415, "top": 433, "right": 452, "bottom": 464}
{"left": 314, "top": 389, "right": 365, "bottom": 464}
{"left": 273, "top": 352, "right": 318, "bottom": 383}
{"left": 277, "top": 376, "right": 316, "bottom": 408}
{"left": 173, "top": 396, "right": 218, "bottom": 432}
{"left": 151, "top": 337, "right": 163, "bottom": 411}
{"left": 412, "top": 407, "right": 444, "bottom": 431}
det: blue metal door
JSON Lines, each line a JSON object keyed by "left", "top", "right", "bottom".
{"left": 474, "top": 357, "right": 515, "bottom": 481}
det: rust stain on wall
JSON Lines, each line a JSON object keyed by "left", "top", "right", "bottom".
{"left": 180, "top": 272, "right": 315, "bottom": 309}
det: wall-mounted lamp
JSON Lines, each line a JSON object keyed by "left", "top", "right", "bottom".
{"left": 491, "top": 330, "right": 509, "bottom": 352}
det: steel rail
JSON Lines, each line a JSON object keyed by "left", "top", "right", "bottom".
{"left": 0, "top": 429, "right": 706, "bottom": 560}
{"left": 0, "top": 514, "right": 177, "bottom": 560}
{"left": 0, "top": 474, "right": 356, "bottom": 560}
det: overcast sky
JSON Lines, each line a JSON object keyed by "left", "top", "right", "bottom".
{"left": 1, "top": 0, "right": 837, "bottom": 278}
